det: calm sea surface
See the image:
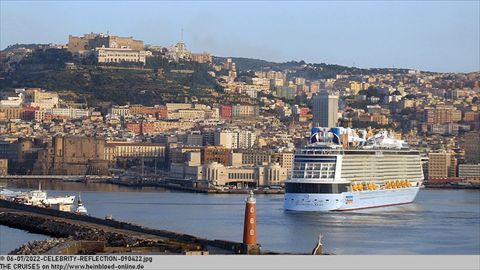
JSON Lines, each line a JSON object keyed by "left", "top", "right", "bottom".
{"left": 1, "top": 181, "right": 479, "bottom": 254}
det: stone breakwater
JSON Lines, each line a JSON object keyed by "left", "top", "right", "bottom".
{"left": 10, "top": 239, "right": 68, "bottom": 255}
{"left": 0, "top": 199, "right": 260, "bottom": 254}
{"left": 0, "top": 210, "right": 204, "bottom": 254}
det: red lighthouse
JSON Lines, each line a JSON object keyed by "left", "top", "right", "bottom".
{"left": 243, "top": 190, "right": 257, "bottom": 246}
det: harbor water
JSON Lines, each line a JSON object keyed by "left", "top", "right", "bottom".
{"left": 0, "top": 226, "right": 50, "bottom": 254}
{"left": 0, "top": 181, "right": 479, "bottom": 254}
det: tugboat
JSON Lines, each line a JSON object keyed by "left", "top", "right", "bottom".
{"left": 75, "top": 193, "right": 88, "bottom": 215}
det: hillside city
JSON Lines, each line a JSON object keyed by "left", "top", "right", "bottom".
{"left": 0, "top": 32, "right": 479, "bottom": 190}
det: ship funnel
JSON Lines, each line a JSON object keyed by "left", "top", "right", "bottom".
{"left": 330, "top": 127, "right": 342, "bottom": 145}
{"left": 310, "top": 127, "right": 321, "bottom": 143}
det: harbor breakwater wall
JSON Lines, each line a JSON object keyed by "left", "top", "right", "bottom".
{"left": 0, "top": 211, "right": 186, "bottom": 252}
{"left": 0, "top": 199, "right": 258, "bottom": 254}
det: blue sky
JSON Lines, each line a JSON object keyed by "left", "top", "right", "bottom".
{"left": 1, "top": 1, "right": 479, "bottom": 72}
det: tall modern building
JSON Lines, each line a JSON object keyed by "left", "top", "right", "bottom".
{"left": 428, "top": 152, "right": 457, "bottom": 180}
{"left": 464, "top": 131, "right": 480, "bottom": 164}
{"left": 312, "top": 92, "right": 339, "bottom": 128}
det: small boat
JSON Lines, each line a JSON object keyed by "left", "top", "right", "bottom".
{"left": 75, "top": 193, "right": 88, "bottom": 215}
{"left": 13, "top": 183, "right": 75, "bottom": 207}
{"left": 15, "top": 183, "right": 48, "bottom": 206}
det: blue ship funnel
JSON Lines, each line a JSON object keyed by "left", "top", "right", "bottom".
{"left": 330, "top": 127, "right": 342, "bottom": 145}
{"left": 311, "top": 127, "right": 321, "bottom": 143}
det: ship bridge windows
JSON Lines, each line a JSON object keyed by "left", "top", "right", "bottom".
{"left": 292, "top": 162, "right": 336, "bottom": 179}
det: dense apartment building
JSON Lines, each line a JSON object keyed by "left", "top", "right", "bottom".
{"left": 276, "top": 86, "right": 296, "bottom": 100}
{"left": 201, "top": 146, "right": 230, "bottom": 166}
{"left": 424, "top": 105, "right": 462, "bottom": 124}
{"left": 428, "top": 152, "right": 457, "bottom": 180}
{"left": 238, "top": 149, "right": 271, "bottom": 165}
{"left": 214, "top": 130, "right": 256, "bottom": 149}
{"left": 231, "top": 104, "right": 259, "bottom": 118}
{"left": 220, "top": 105, "right": 232, "bottom": 119}
{"left": 458, "top": 164, "right": 480, "bottom": 180}
{"left": 0, "top": 88, "right": 61, "bottom": 121}
{"left": 464, "top": 131, "right": 480, "bottom": 164}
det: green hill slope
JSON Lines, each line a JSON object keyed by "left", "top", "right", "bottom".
{"left": 0, "top": 49, "right": 221, "bottom": 107}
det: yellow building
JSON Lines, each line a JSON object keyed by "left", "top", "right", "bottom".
{"left": 153, "top": 121, "right": 195, "bottom": 132}
{"left": 238, "top": 149, "right": 271, "bottom": 165}
{"left": 104, "top": 141, "right": 166, "bottom": 161}
{"left": 428, "top": 152, "right": 456, "bottom": 180}
{"left": 166, "top": 109, "right": 206, "bottom": 120}
{"left": 0, "top": 159, "right": 7, "bottom": 175}
{"left": 349, "top": 81, "right": 365, "bottom": 93}
{"left": 371, "top": 114, "right": 389, "bottom": 125}
{"left": 0, "top": 106, "right": 21, "bottom": 120}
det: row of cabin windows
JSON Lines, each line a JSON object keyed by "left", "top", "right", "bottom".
{"left": 285, "top": 183, "right": 349, "bottom": 194}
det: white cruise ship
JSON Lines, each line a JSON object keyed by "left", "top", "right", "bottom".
{"left": 284, "top": 127, "right": 423, "bottom": 211}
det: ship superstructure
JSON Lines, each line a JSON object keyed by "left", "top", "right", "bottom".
{"left": 284, "top": 127, "right": 423, "bottom": 211}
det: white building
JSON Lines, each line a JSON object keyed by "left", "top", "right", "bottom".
{"left": 96, "top": 47, "right": 148, "bottom": 65}
{"left": 214, "top": 129, "right": 256, "bottom": 150}
{"left": 238, "top": 130, "right": 256, "bottom": 149}
{"left": 458, "top": 164, "right": 480, "bottom": 179}
{"left": 0, "top": 93, "right": 24, "bottom": 107}
{"left": 45, "top": 108, "right": 90, "bottom": 119}
{"left": 214, "top": 130, "right": 239, "bottom": 149}
{"left": 25, "top": 88, "right": 59, "bottom": 109}
{"left": 166, "top": 42, "right": 191, "bottom": 62}
{"left": 170, "top": 161, "right": 288, "bottom": 187}
{"left": 244, "top": 87, "right": 258, "bottom": 98}
{"left": 109, "top": 106, "right": 131, "bottom": 117}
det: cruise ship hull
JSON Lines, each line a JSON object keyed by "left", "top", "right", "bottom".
{"left": 284, "top": 187, "right": 420, "bottom": 211}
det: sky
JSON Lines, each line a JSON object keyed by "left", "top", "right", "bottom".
{"left": 1, "top": 1, "right": 479, "bottom": 73}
